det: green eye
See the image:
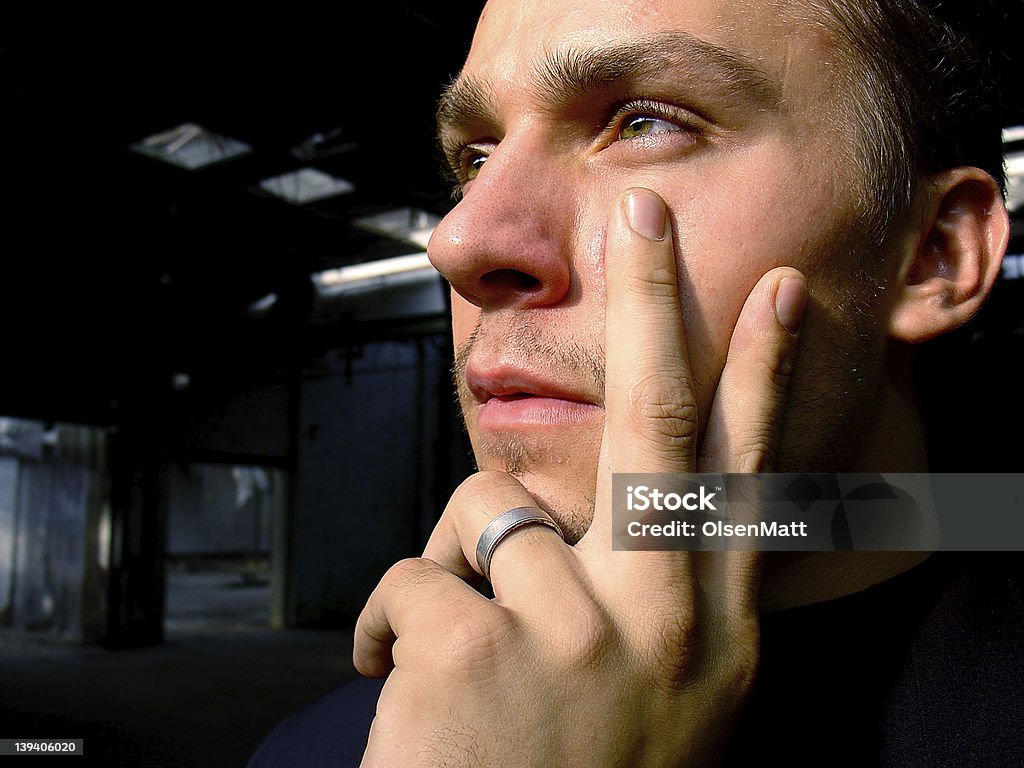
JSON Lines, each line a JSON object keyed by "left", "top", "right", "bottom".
{"left": 465, "top": 153, "right": 488, "bottom": 180}
{"left": 619, "top": 115, "right": 681, "bottom": 140}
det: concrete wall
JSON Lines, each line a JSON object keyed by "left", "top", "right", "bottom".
{"left": 166, "top": 464, "right": 276, "bottom": 555}
{"left": 288, "top": 335, "right": 470, "bottom": 625}
{"left": 0, "top": 421, "right": 107, "bottom": 642}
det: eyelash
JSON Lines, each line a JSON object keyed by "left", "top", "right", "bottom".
{"left": 446, "top": 99, "right": 705, "bottom": 198}
{"left": 446, "top": 143, "right": 491, "bottom": 200}
{"left": 605, "top": 98, "right": 705, "bottom": 145}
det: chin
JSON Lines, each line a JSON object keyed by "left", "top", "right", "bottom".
{"left": 516, "top": 469, "right": 596, "bottom": 545}
{"left": 471, "top": 436, "right": 599, "bottom": 544}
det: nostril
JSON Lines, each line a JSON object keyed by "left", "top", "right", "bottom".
{"left": 480, "top": 269, "right": 541, "bottom": 292}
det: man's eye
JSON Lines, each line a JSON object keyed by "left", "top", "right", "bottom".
{"left": 465, "top": 152, "right": 488, "bottom": 181}
{"left": 618, "top": 114, "right": 683, "bottom": 140}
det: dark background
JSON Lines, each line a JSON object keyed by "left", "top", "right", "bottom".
{"left": 1, "top": 5, "right": 485, "bottom": 427}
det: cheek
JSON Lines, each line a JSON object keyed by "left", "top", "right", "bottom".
{"left": 451, "top": 293, "right": 481, "bottom": 348}
{"left": 667, "top": 164, "right": 850, "bottom": 396}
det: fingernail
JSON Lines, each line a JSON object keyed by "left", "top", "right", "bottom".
{"left": 624, "top": 190, "right": 667, "bottom": 241}
{"left": 775, "top": 276, "right": 808, "bottom": 334}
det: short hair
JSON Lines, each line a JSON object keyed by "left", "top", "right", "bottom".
{"left": 810, "top": 0, "right": 1008, "bottom": 244}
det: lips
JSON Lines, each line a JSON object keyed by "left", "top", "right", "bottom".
{"left": 465, "top": 364, "right": 602, "bottom": 432}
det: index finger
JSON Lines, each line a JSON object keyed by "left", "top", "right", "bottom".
{"left": 602, "top": 188, "right": 698, "bottom": 475}
{"left": 579, "top": 188, "right": 699, "bottom": 594}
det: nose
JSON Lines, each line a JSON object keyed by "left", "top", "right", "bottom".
{"left": 427, "top": 138, "right": 574, "bottom": 311}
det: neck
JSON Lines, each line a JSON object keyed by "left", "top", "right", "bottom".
{"left": 760, "top": 362, "right": 930, "bottom": 613}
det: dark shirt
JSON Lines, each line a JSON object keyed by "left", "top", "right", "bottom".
{"left": 249, "top": 553, "right": 1023, "bottom": 767}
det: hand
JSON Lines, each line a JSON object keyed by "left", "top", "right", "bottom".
{"left": 354, "top": 188, "right": 808, "bottom": 767}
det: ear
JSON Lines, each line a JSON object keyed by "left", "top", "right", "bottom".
{"left": 888, "top": 167, "right": 1010, "bottom": 343}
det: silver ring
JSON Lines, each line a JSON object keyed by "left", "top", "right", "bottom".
{"left": 475, "top": 507, "right": 564, "bottom": 582}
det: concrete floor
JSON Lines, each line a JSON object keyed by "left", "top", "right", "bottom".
{"left": 0, "top": 570, "right": 359, "bottom": 767}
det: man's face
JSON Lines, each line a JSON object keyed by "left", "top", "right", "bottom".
{"left": 428, "top": 0, "right": 896, "bottom": 540}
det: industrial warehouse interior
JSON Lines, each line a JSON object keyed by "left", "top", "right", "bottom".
{"left": 1, "top": 4, "right": 1023, "bottom": 766}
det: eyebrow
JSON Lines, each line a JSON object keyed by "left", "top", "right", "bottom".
{"left": 436, "top": 30, "right": 782, "bottom": 153}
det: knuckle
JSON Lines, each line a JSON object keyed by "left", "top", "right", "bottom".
{"left": 728, "top": 642, "right": 760, "bottom": 695}
{"left": 734, "top": 431, "right": 779, "bottom": 473}
{"left": 647, "top": 611, "right": 701, "bottom": 690}
{"left": 716, "top": 619, "right": 761, "bottom": 697}
{"left": 748, "top": 351, "right": 793, "bottom": 383}
{"left": 552, "top": 599, "right": 618, "bottom": 673}
{"left": 445, "top": 470, "right": 533, "bottom": 524}
{"left": 457, "top": 469, "right": 517, "bottom": 494}
{"left": 628, "top": 374, "right": 698, "bottom": 445}
{"left": 386, "top": 557, "right": 446, "bottom": 591}
{"left": 442, "top": 608, "right": 518, "bottom": 684}
{"left": 627, "top": 269, "right": 679, "bottom": 301}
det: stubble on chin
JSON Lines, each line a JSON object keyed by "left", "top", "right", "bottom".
{"left": 475, "top": 433, "right": 530, "bottom": 478}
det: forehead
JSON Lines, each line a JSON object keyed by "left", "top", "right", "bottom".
{"left": 462, "top": 0, "right": 837, "bottom": 103}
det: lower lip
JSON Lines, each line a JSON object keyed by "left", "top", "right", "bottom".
{"left": 476, "top": 395, "right": 602, "bottom": 431}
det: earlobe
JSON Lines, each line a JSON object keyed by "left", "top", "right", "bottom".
{"left": 888, "top": 167, "right": 1010, "bottom": 343}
